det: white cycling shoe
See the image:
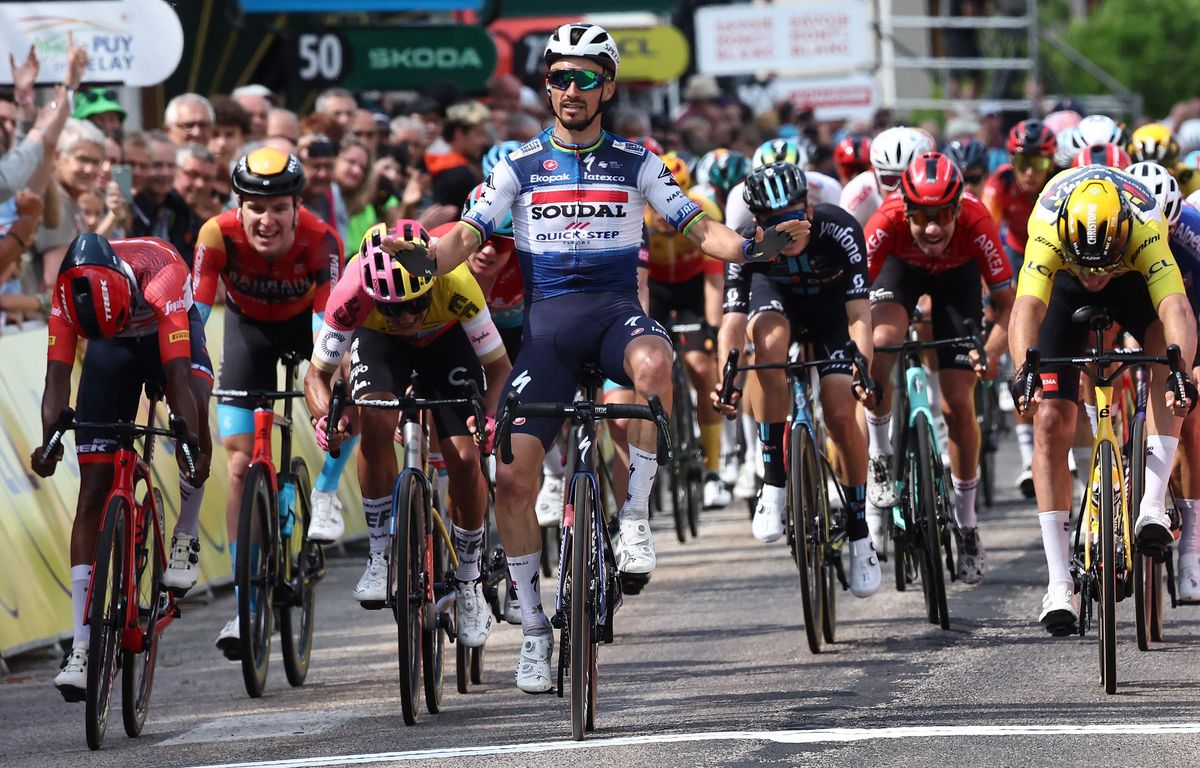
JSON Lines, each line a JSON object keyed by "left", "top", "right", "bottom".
{"left": 752, "top": 484, "right": 786, "bottom": 543}
{"left": 848, "top": 538, "right": 881, "bottom": 597}
{"left": 215, "top": 615, "right": 240, "bottom": 660}
{"left": 734, "top": 460, "right": 759, "bottom": 500}
{"left": 354, "top": 552, "right": 388, "bottom": 606}
{"left": 1177, "top": 556, "right": 1200, "bottom": 602}
{"left": 867, "top": 455, "right": 897, "bottom": 508}
{"left": 455, "top": 580, "right": 493, "bottom": 648}
{"left": 1135, "top": 506, "right": 1174, "bottom": 549}
{"left": 515, "top": 633, "right": 554, "bottom": 694}
{"left": 703, "top": 474, "right": 732, "bottom": 509}
{"left": 616, "top": 518, "right": 656, "bottom": 574}
{"left": 535, "top": 475, "right": 564, "bottom": 527}
{"left": 162, "top": 532, "right": 200, "bottom": 593}
{"left": 54, "top": 645, "right": 88, "bottom": 702}
{"left": 308, "top": 489, "right": 345, "bottom": 543}
{"left": 1039, "top": 582, "right": 1079, "bottom": 636}
{"left": 955, "top": 527, "right": 987, "bottom": 585}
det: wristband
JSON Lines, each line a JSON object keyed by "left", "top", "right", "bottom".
{"left": 6, "top": 230, "right": 26, "bottom": 248}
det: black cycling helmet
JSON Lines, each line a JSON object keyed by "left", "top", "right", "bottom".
{"left": 743, "top": 162, "right": 808, "bottom": 214}
{"left": 232, "top": 146, "right": 306, "bottom": 198}
{"left": 942, "top": 138, "right": 989, "bottom": 173}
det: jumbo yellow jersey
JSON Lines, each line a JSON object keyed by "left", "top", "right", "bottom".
{"left": 1019, "top": 166, "right": 1185, "bottom": 308}
{"left": 646, "top": 192, "right": 723, "bottom": 283}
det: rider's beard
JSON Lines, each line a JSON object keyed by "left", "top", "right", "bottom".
{"left": 557, "top": 98, "right": 601, "bottom": 132}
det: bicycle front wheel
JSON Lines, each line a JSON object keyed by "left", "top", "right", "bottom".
{"left": 391, "top": 472, "right": 423, "bottom": 725}
{"left": 237, "top": 464, "right": 275, "bottom": 698}
{"left": 280, "top": 458, "right": 318, "bottom": 687}
{"left": 122, "top": 489, "right": 164, "bottom": 738}
{"left": 791, "top": 426, "right": 825, "bottom": 654}
{"left": 569, "top": 475, "right": 598, "bottom": 740}
{"left": 1098, "top": 441, "right": 1118, "bottom": 694}
{"left": 423, "top": 510, "right": 448, "bottom": 714}
{"left": 86, "top": 495, "right": 128, "bottom": 751}
{"left": 915, "top": 413, "right": 949, "bottom": 630}
{"left": 670, "top": 378, "right": 692, "bottom": 544}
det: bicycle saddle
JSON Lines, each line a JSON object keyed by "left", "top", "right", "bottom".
{"left": 1071, "top": 305, "right": 1114, "bottom": 331}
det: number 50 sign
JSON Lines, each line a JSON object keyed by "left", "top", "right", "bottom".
{"left": 292, "top": 26, "right": 496, "bottom": 91}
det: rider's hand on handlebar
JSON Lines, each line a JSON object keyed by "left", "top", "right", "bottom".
{"left": 176, "top": 437, "right": 210, "bottom": 486}
{"left": 314, "top": 414, "right": 352, "bottom": 452}
{"left": 710, "top": 383, "right": 741, "bottom": 417}
{"left": 851, "top": 375, "right": 879, "bottom": 409}
{"left": 1165, "top": 369, "right": 1198, "bottom": 417}
{"left": 968, "top": 349, "right": 999, "bottom": 381}
{"left": 30, "top": 442, "right": 63, "bottom": 478}
{"left": 1009, "top": 366, "right": 1043, "bottom": 416}
{"left": 466, "top": 413, "right": 497, "bottom": 455}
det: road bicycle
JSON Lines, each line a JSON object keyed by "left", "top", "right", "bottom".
{"left": 327, "top": 377, "right": 487, "bottom": 724}
{"left": 1020, "top": 305, "right": 1188, "bottom": 694}
{"left": 41, "top": 386, "right": 196, "bottom": 750}
{"left": 718, "top": 343, "right": 872, "bottom": 653}
{"left": 666, "top": 321, "right": 707, "bottom": 542}
{"left": 496, "top": 364, "right": 671, "bottom": 740}
{"left": 877, "top": 319, "right": 985, "bottom": 630}
{"left": 212, "top": 352, "right": 324, "bottom": 698}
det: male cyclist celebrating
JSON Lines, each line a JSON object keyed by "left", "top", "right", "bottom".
{"left": 380, "top": 22, "right": 798, "bottom": 694}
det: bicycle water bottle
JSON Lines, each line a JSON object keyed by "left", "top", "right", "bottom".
{"left": 279, "top": 480, "right": 296, "bottom": 538}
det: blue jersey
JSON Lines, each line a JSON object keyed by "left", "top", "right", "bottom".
{"left": 1169, "top": 201, "right": 1200, "bottom": 318}
{"left": 462, "top": 129, "right": 706, "bottom": 302}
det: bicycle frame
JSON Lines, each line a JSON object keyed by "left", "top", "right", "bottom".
{"left": 1081, "top": 384, "right": 1131, "bottom": 574}
{"left": 889, "top": 345, "right": 947, "bottom": 534}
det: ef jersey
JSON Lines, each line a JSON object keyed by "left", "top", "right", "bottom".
{"left": 1019, "top": 166, "right": 1185, "bottom": 307}
{"left": 461, "top": 128, "right": 705, "bottom": 302}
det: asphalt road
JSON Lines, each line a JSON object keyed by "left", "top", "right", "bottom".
{"left": 5, "top": 436, "right": 1200, "bottom": 768}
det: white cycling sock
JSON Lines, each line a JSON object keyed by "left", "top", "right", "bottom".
{"left": 1083, "top": 404, "right": 1098, "bottom": 437}
{"left": 453, "top": 524, "right": 485, "bottom": 582}
{"left": 866, "top": 412, "right": 892, "bottom": 458}
{"left": 926, "top": 369, "right": 944, "bottom": 412}
{"left": 506, "top": 553, "right": 549, "bottom": 635}
{"left": 1038, "top": 510, "right": 1072, "bottom": 587}
{"left": 1141, "top": 434, "right": 1179, "bottom": 515}
{"left": 363, "top": 496, "right": 391, "bottom": 556}
{"left": 543, "top": 442, "right": 564, "bottom": 478}
{"left": 951, "top": 474, "right": 979, "bottom": 529}
{"left": 1179, "top": 499, "right": 1200, "bottom": 556}
{"left": 741, "top": 411, "right": 759, "bottom": 459}
{"left": 72, "top": 564, "right": 92, "bottom": 647}
{"left": 1070, "top": 445, "right": 1093, "bottom": 478}
{"left": 176, "top": 475, "right": 204, "bottom": 538}
{"left": 1015, "top": 424, "right": 1034, "bottom": 469}
{"left": 622, "top": 445, "right": 658, "bottom": 520}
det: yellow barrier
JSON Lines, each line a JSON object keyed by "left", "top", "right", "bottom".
{"left": 0, "top": 307, "right": 364, "bottom": 659}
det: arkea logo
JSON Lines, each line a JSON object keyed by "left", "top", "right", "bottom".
{"left": 543, "top": 159, "right": 559, "bottom": 171}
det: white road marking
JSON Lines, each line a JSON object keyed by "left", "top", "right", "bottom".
{"left": 160, "top": 709, "right": 364, "bottom": 747}
{"left": 186, "top": 722, "right": 1200, "bottom": 767}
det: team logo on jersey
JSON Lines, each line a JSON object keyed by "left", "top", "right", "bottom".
{"left": 658, "top": 164, "right": 679, "bottom": 188}
{"left": 168, "top": 330, "right": 190, "bottom": 344}
{"left": 543, "top": 159, "right": 559, "bottom": 171}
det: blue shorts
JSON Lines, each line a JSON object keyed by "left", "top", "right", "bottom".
{"left": 501, "top": 291, "right": 669, "bottom": 449}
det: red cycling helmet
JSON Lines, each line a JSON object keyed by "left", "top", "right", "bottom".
{"left": 632, "top": 136, "right": 665, "bottom": 156}
{"left": 1006, "top": 119, "right": 1056, "bottom": 156}
{"left": 900, "top": 152, "right": 964, "bottom": 208}
{"left": 1072, "top": 143, "right": 1132, "bottom": 170}
{"left": 834, "top": 134, "right": 871, "bottom": 172}
{"left": 55, "top": 232, "right": 133, "bottom": 340}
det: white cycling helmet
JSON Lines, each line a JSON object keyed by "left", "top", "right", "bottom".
{"left": 544, "top": 23, "right": 620, "bottom": 75}
{"left": 870, "top": 126, "right": 935, "bottom": 190}
{"left": 1177, "top": 118, "right": 1200, "bottom": 155}
{"left": 1126, "top": 161, "right": 1183, "bottom": 229}
{"left": 1055, "top": 126, "right": 1086, "bottom": 168}
{"left": 1077, "top": 114, "right": 1126, "bottom": 148}
{"left": 1188, "top": 188, "right": 1200, "bottom": 210}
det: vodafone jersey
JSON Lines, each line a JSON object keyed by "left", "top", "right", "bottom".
{"left": 725, "top": 171, "right": 843, "bottom": 232}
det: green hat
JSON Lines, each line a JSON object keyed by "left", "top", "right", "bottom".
{"left": 73, "top": 88, "right": 127, "bottom": 121}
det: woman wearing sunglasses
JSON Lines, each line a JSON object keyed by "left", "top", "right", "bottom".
{"left": 863, "top": 152, "right": 1016, "bottom": 587}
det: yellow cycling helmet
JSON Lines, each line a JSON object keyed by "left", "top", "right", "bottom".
{"left": 659, "top": 153, "right": 692, "bottom": 191}
{"left": 1056, "top": 178, "right": 1132, "bottom": 272}
{"left": 358, "top": 220, "right": 435, "bottom": 307}
{"left": 1128, "top": 123, "right": 1180, "bottom": 166}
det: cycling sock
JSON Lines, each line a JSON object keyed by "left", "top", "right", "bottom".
{"left": 1015, "top": 424, "right": 1034, "bottom": 469}
{"left": 363, "top": 496, "right": 391, "bottom": 556}
{"left": 622, "top": 445, "right": 658, "bottom": 518}
{"left": 71, "top": 564, "right": 92, "bottom": 647}
{"left": 1070, "top": 445, "right": 1092, "bottom": 481}
{"left": 1083, "top": 404, "right": 1098, "bottom": 437}
{"left": 543, "top": 442, "right": 564, "bottom": 478}
{"left": 842, "top": 483, "right": 869, "bottom": 540}
{"left": 429, "top": 453, "right": 450, "bottom": 515}
{"left": 741, "top": 411, "right": 759, "bottom": 457}
{"left": 700, "top": 421, "right": 722, "bottom": 473}
{"left": 176, "top": 475, "right": 205, "bottom": 537}
{"left": 506, "top": 553, "right": 549, "bottom": 635}
{"left": 1038, "top": 510, "right": 1072, "bottom": 587}
{"left": 866, "top": 412, "right": 891, "bottom": 458}
{"left": 926, "top": 368, "right": 943, "bottom": 412}
{"left": 1180, "top": 499, "right": 1200, "bottom": 555}
{"left": 453, "top": 524, "right": 485, "bottom": 582}
{"left": 315, "top": 435, "right": 359, "bottom": 492}
{"left": 759, "top": 422, "right": 786, "bottom": 487}
{"left": 951, "top": 474, "right": 979, "bottom": 529}
{"left": 1141, "top": 435, "right": 1179, "bottom": 514}
{"left": 229, "top": 540, "right": 237, "bottom": 597}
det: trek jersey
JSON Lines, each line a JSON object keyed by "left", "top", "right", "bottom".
{"left": 311, "top": 260, "right": 504, "bottom": 374}
{"left": 981, "top": 164, "right": 1036, "bottom": 251}
{"left": 192, "top": 206, "right": 343, "bottom": 322}
{"left": 48, "top": 237, "right": 193, "bottom": 365}
{"left": 646, "top": 192, "right": 724, "bottom": 283}
{"left": 724, "top": 203, "right": 869, "bottom": 309}
{"left": 460, "top": 129, "right": 706, "bottom": 302}
{"left": 865, "top": 193, "right": 1013, "bottom": 287}
{"left": 1018, "top": 166, "right": 1185, "bottom": 307}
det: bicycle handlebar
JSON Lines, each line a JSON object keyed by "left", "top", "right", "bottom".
{"left": 717, "top": 342, "right": 876, "bottom": 404}
{"left": 325, "top": 379, "right": 490, "bottom": 458}
{"left": 40, "top": 407, "right": 197, "bottom": 476}
{"left": 212, "top": 388, "right": 305, "bottom": 401}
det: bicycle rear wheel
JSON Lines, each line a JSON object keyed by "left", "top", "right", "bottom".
{"left": 423, "top": 511, "right": 448, "bottom": 714}
{"left": 122, "top": 489, "right": 164, "bottom": 738}
{"left": 791, "top": 426, "right": 825, "bottom": 654}
{"left": 281, "top": 458, "right": 318, "bottom": 687}
{"left": 237, "top": 464, "right": 275, "bottom": 699}
{"left": 1098, "top": 441, "right": 1118, "bottom": 694}
{"left": 86, "top": 496, "right": 128, "bottom": 751}
{"left": 569, "top": 475, "right": 598, "bottom": 740}
{"left": 915, "top": 413, "right": 950, "bottom": 630}
{"left": 670, "top": 376, "right": 692, "bottom": 544}
{"left": 391, "top": 472, "right": 424, "bottom": 725}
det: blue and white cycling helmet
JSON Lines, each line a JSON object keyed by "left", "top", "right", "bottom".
{"left": 462, "top": 183, "right": 513, "bottom": 239}
{"left": 482, "top": 140, "right": 522, "bottom": 179}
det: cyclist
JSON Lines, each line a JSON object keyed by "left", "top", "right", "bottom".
{"left": 981, "top": 119, "right": 1057, "bottom": 496}
{"left": 712, "top": 162, "right": 881, "bottom": 595}
{"left": 839, "top": 126, "right": 936, "bottom": 227}
{"left": 304, "top": 220, "right": 511, "bottom": 647}
{"left": 459, "top": 184, "right": 523, "bottom": 358}
{"left": 1127, "top": 123, "right": 1180, "bottom": 167}
{"left": 1072, "top": 143, "right": 1132, "bottom": 169}
{"left": 726, "top": 138, "right": 842, "bottom": 232}
{"left": 381, "top": 21, "right": 798, "bottom": 693}
{"left": 32, "top": 233, "right": 210, "bottom": 700}
{"left": 693, "top": 149, "right": 751, "bottom": 211}
{"left": 943, "top": 138, "right": 989, "bottom": 199}
{"left": 1008, "top": 166, "right": 1197, "bottom": 634}
{"left": 864, "top": 152, "right": 1015, "bottom": 585}
{"left": 646, "top": 152, "right": 730, "bottom": 508}
{"left": 192, "top": 147, "right": 346, "bottom": 656}
{"left": 833, "top": 134, "right": 872, "bottom": 186}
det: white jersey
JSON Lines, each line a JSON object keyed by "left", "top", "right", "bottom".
{"left": 725, "top": 171, "right": 843, "bottom": 232}
{"left": 839, "top": 169, "right": 884, "bottom": 227}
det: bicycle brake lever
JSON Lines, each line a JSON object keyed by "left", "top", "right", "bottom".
{"left": 497, "top": 392, "right": 519, "bottom": 465}
{"left": 647, "top": 395, "right": 673, "bottom": 466}
{"left": 169, "top": 415, "right": 197, "bottom": 478}
{"left": 717, "top": 348, "right": 740, "bottom": 420}
{"left": 41, "top": 407, "right": 76, "bottom": 463}
{"left": 328, "top": 379, "right": 346, "bottom": 459}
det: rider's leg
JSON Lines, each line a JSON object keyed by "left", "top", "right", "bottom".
{"left": 941, "top": 367, "right": 981, "bottom": 529}
{"left": 442, "top": 434, "right": 487, "bottom": 579}
{"left": 605, "top": 385, "right": 635, "bottom": 510}
{"left": 621, "top": 335, "right": 674, "bottom": 566}
{"left": 865, "top": 300, "right": 908, "bottom": 537}
{"left": 496, "top": 435, "right": 550, "bottom": 634}
{"left": 1178, "top": 406, "right": 1200, "bottom": 596}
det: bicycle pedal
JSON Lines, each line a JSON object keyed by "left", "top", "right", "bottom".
{"left": 56, "top": 685, "right": 86, "bottom": 703}
{"left": 358, "top": 600, "right": 386, "bottom": 611}
{"left": 619, "top": 572, "right": 650, "bottom": 595}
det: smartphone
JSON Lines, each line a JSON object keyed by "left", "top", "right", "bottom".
{"left": 111, "top": 164, "right": 133, "bottom": 204}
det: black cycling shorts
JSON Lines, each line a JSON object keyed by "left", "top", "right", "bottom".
{"left": 1036, "top": 271, "right": 1158, "bottom": 402}
{"left": 748, "top": 273, "right": 853, "bottom": 378}
{"left": 217, "top": 308, "right": 313, "bottom": 409}
{"left": 649, "top": 273, "right": 715, "bottom": 354}
{"left": 499, "top": 324, "right": 523, "bottom": 363}
{"left": 76, "top": 306, "right": 213, "bottom": 460}
{"left": 349, "top": 324, "right": 484, "bottom": 439}
{"left": 502, "top": 291, "right": 670, "bottom": 450}
{"left": 869, "top": 257, "right": 983, "bottom": 371}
